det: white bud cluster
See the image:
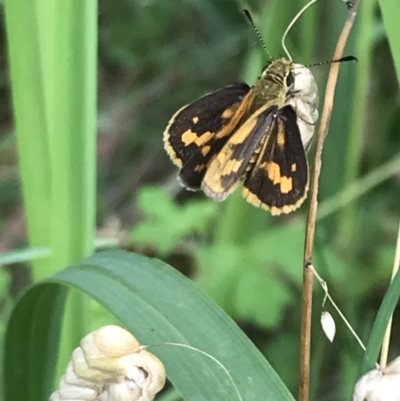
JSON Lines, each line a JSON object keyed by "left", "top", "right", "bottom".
{"left": 50, "top": 325, "right": 166, "bottom": 401}
{"left": 353, "top": 356, "right": 400, "bottom": 401}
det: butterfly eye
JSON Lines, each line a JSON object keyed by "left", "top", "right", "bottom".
{"left": 286, "top": 72, "right": 294, "bottom": 87}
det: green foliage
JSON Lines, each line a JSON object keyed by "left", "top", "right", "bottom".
{"left": 360, "top": 270, "right": 400, "bottom": 375}
{"left": 379, "top": 0, "right": 400, "bottom": 81}
{"left": 133, "top": 192, "right": 349, "bottom": 330}
{"left": 5, "top": 251, "right": 295, "bottom": 401}
{"left": 0, "top": 268, "right": 11, "bottom": 362}
{"left": 2, "top": 0, "right": 400, "bottom": 400}
{"left": 131, "top": 186, "right": 217, "bottom": 255}
{"left": 4, "top": 0, "right": 98, "bottom": 383}
{"left": 196, "top": 241, "right": 293, "bottom": 328}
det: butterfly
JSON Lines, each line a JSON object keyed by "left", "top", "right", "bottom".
{"left": 164, "top": 57, "right": 318, "bottom": 215}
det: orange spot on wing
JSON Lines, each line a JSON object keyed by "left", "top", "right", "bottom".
{"left": 277, "top": 131, "right": 285, "bottom": 146}
{"left": 222, "top": 108, "right": 234, "bottom": 119}
{"left": 182, "top": 130, "right": 198, "bottom": 146}
{"left": 201, "top": 145, "right": 211, "bottom": 156}
{"left": 279, "top": 176, "right": 293, "bottom": 194}
{"left": 264, "top": 162, "right": 292, "bottom": 193}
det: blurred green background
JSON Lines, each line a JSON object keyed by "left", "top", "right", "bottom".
{"left": 1, "top": 0, "right": 399, "bottom": 400}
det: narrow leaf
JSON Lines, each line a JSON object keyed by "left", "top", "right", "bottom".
{"left": 359, "top": 271, "right": 400, "bottom": 375}
{"left": 5, "top": 250, "right": 294, "bottom": 401}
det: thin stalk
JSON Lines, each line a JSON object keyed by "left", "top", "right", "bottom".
{"left": 380, "top": 218, "right": 400, "bottom": 368}
{"left": 309, "top": 264, "right": 366, "bottom": 352}
{"left": 299, "top": 2, "right": 363, "bottom": 401}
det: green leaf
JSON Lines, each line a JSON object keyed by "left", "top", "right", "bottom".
{"left": 5, "top": 0, "right": 97, "bottom": 279}
{"left": 197, "top": 221, "right": 348, "bottom": 329}
{"left": 359, "top": 270, "right": 400, "bottom": 375}
{"left": 4, "top": 285, "right": 67, "bottom": 400}
{"left": 234, "top": 261, "right": 292, "bottom": 327}
{"left": 195, "top": 235, "right": 296, "bottom": 329}
{"left": 5, "top": 250, "right": 294, "bottom": 401}
{"left": 379, "top": 0, "right": 400, "bottom": 83}
{"left": 132, "top": 186, "right": 216, "bottom": 254}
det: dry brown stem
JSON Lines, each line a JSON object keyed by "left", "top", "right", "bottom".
{"left": 299, "top": 2, "right": 363, "bottom": 401}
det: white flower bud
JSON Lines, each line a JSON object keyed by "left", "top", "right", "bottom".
{"left": 321, "top": 311, "right": 336, "bottom": 342}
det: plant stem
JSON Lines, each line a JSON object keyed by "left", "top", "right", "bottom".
{"left": 380, "top": 217, "right": 400, "bottom": 368}
{"left": 299, "top": 265, "right": 314, "bottom": 401}
{"left": 299, "top": 2, "right": 363, "bottom": 400}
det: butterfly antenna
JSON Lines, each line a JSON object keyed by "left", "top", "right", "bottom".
{"left": 306, "top": 55, "right": 358, "bottom": 68}
{"left": 281, "top": 0, "right": 319, "bottom": 61}
{"left": 242, "top": 9, "right": 273, "bottom": 61}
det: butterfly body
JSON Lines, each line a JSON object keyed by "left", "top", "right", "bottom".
{"left": 164, "top": 57, "right": 319, "bottom": 215}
